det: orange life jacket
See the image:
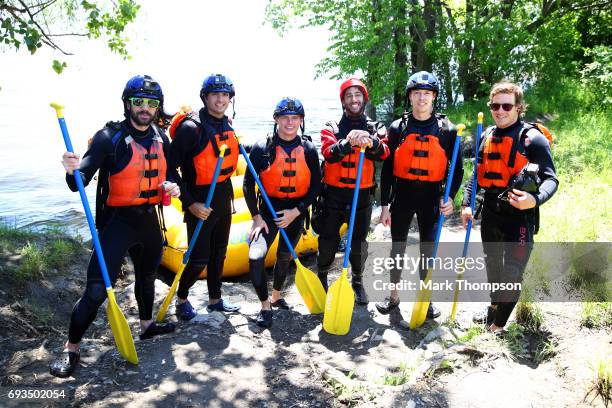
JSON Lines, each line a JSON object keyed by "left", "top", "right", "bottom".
{"left": 169, "top": 110, "right": 239, "bottom": 185}
{"left": 260, "top": 143, "right": 311, "bottom": 199}
{"left": 477, "top": 127, "right": 529, "bottom": 188}
{"left": 107, "top": 135, "right": 167, "bottom": 206}
{"left": 392, "top": 114, "right": 451, "bottom": 182}
{"left": 323, "top": 145, "right": 375, "bottom": 189}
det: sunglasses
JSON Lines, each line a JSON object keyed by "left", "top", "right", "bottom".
{"left": 129, "top": 97, "right": 160, "bottom": 109}
{"left": 489, "top": 103, "right": 515, "bottom": 111}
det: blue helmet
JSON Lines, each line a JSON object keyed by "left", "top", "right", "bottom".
{"left": 273, "top": 97, "right": 305, "bottom": 118}
{"left": 200, "top": 74, "right": 235, "bottom": 99}
{"left": 406, "top": 71, "right": 439, "bottom": 95}
{"left": 122, "top": 74, "right": 164, "bottom": 102}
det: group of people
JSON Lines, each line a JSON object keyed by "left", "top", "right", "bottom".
{"left": 50, "top": 71, "right": 557, "bottom": 378}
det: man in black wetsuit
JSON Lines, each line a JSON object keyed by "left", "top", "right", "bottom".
{"left": 243, "top": 97, "right": 321, "bottom": 328}
{"left": 461, "top": 81, "right": 558, "bottom": 334}
{"left": 316, "top": 78, "right": 389, "bottom": 305}
{"left": 168, "top": 74, "right": 242, "bottom": 320}
{"left": 51, "top": 75, "right": 179, "bottom": 378}
{"left": 375, "top": 71, "right": 463, "bottom": 321}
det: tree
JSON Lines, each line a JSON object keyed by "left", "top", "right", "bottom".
{"left": 0, "top": 0, "right": 140, "bottom": 73}
{"left": 266, "top": 0, "right": 612, "bottom": 115}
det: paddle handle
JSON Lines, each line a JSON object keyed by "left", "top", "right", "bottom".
{"left": 51, "top": 103, "right": 113, "bottom": 290}
{"left": 342, "top": 147, "right": 366, "bottom": 269}
{"left": 181, "top": 145, "right": 227, "bottom": 264}
{"left": 462, "top": 113, "right": 483, "bottom": 257}
{"left": 432, "top": 124, "right": 465, "bottom": 259}
{"left": 238, "top": 143, "right": 299, "bottom": 259}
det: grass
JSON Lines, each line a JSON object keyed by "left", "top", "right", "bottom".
{"left": 586, "top": 357, "right": 612, "bottom": 407}
{"left": 0, "top": 221, "right": 84, "bottom": 283}
{"left": 582, "top": 302, "right": 612, "bottom": 329}
{"left": 456, "top": 325, "right": 486, "bottom": 344}
{"left": 381, "top": 362, "right": 414, "bottom": 386}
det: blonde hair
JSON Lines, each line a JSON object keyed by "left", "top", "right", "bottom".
{"left": 489, "top": 81, "right": 528, "bottom": 117}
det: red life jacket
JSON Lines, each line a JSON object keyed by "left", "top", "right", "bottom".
{"left": 261, "top": 142, "right": 311, "bottom": 199}
{"left": 393, "top": 114, "right": 451, "bottom": 182}
{"left": 477, "top": 127, "right": 529, "bottom": 188}
{"left": 107, "top": 135, "right": 167, "bottom": 206}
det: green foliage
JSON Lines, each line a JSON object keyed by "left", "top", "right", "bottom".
{"left": 15, "top": 242, "right": 44, "bottom": 281}
{"left": 586, "top": 357, "right": 612, "bottom": 407}
{"left": 265, "top": 0, "right": 611, "bottom": 113}
{"left": 45, "top": 238, "right": 76, "bottom": 269}
{"left": 581, "top": 46, "right": 612, "bottom": 105}
{"left": 456, "top": 325, "right": 486, "bottom": 344}
{"left": 515, "top": 301, "right": 544, "bottom": 332}
{"left": 381, "top": 362, "right": 414, "bottom": 386}
{"left": 533, "top": 338, "right": 557, "bottom": 364}
{"left": 581, "top": 302, "right": 612, "bottom": 329}
{"left": 0, "top": 0, "right": 140, "bottom": 72}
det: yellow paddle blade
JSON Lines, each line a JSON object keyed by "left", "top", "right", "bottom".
{"left": 449, "top": 272, "right": 463, "bottom": 321}
{"left": 323, "top": 268, "right": 355, "bottom": 335}
{"left": 409, "top": 269, "right": 433, "bottom": 329}
{"left": 294, "top": 259, "right": 326, "bottom": 314}
{"left": 156, "top": 263, "right": 186, "bottom": 322}
{"left": 106, "top": 289, "right": 138, "bottom": 364}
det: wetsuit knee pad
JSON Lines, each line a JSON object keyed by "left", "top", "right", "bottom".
{"left": 249, "top": 236, "right": 268, "bottom": 261}
{"left": 84, "top": 281, "right": 108, "bottom": 306}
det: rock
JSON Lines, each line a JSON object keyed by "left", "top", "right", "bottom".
{"left": 405, "top": 401, "right": 416, "bottom": 408}
{"left": 371, "top": 223, "right": 392, "bottom": 241}
{"left": 419, "top": 326, "right": 455, "bottom": 348}
{"left": 192, "top": 311, "right": 226, "bottom": 329}
{"left": 399, "top": 320, "right": 411, "bottom": 329}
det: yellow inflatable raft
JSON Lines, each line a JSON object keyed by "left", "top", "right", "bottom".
{"left": 160, "top": 158, "right": 322, "bottom": 278}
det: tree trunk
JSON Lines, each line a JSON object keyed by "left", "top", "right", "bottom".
{"left": 393, "top": 0, "right": 409, "bottom": 115}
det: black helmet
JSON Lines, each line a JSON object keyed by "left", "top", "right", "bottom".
{"left": 405, "top": 71, "right": 439, "bottom": 95}
{"left": 122, "top": 74, "right": 164, "bottom": 103}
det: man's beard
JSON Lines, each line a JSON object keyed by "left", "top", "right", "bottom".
{"left": 130, "top": 109, "right": 155, "bottom": 126}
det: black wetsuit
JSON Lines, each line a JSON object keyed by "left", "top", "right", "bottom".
{"left": 243, "top": 135, "right": 321, "bottom": 301}
{"left": 381, "top": 113, "right": 464, "bottom": 282}
{"left": 168, "top": 109, "right": 234, "bottom": 300}
{"left": 462, "top": 119, "right": 558, "bottom": 326}
{"left": 317, "top": 113, "right": 388, "bottom": 287}
{"left": 65, "top": 120, "right": 176, "bottom": 344}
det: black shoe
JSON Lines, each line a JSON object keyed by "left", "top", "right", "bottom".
{"left": 50, "top": 350, "right": 80, "bottom": 378}
{"left": 426, "top": 303, "right": 441, "bottom": 319}
{"left": 207, "top": 298, "right": 241, "bottom": 313}
{"left": 375, "top": 297, "right": 400, "bottom": 315}
{"left": 473, "top": 306, "right": 496, "bottom": 325}
{"left": 271, "top": 298, "right": 290, "bottom": 310}
{"left": 140, "top": 322, "right": 176, "bottom": 340}
{"left": 352, "top": 283, "right": 369, "bottom": 305}
{"left": 256, "top": 309, "right": 273, "bottom": 328}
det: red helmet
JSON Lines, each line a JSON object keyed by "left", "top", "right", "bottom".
{"left": 339, "top": 78, "right": 369, "bottom": 103}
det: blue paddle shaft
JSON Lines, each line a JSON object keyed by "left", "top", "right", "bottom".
{"left": 182, "top": 150, "right": 226, "bottom": 264}
{"left": 462, "top": 120, "right": 483, "bottom": 257}
{"left": 432, "top": 133, "right": 462, "bottom": 259}
{"left": 342, "top": 149, "right": 366, "bottom": 269}
{"left": 238, "top": 143, "right": 299, "bottom": 259}
{"left": 56, "top": 117, "right": 113, "bottom": 290}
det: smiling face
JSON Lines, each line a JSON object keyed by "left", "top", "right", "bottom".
{"left": 275, "top": 114, "right": 303, "bottom": 140}
{"left": 489, "top": 92, "right": 519, "bottom": 129}
{"left": 342, "top": 86, "right": 365, "bottom": 116}
{"left": 408, "top": 89, "right": 435, "bottom": 120}
{"left": 205, "top": 92, "right": 231, "bottom": 118}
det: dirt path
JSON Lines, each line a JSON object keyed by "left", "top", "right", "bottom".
{"left": 0, "top": 224, "right": 609, "bottom": 407}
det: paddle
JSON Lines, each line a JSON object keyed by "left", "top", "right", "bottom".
{"left": 156, "top": 145, "right": 228, "bottom": 322}
{"left": 50, "top": 102, "right": 138, "bottom": 364}
{"left": 451, "top": 114, "right": 483, "bottom": 321}
{"left": 323, "top": 146, "right": 366, "bottom": 335}
{"left": 409, "top": 124, "right": 465, "bottom": 329}
{"left": 237, "top": 141, "right": 326, "bottom": 314}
